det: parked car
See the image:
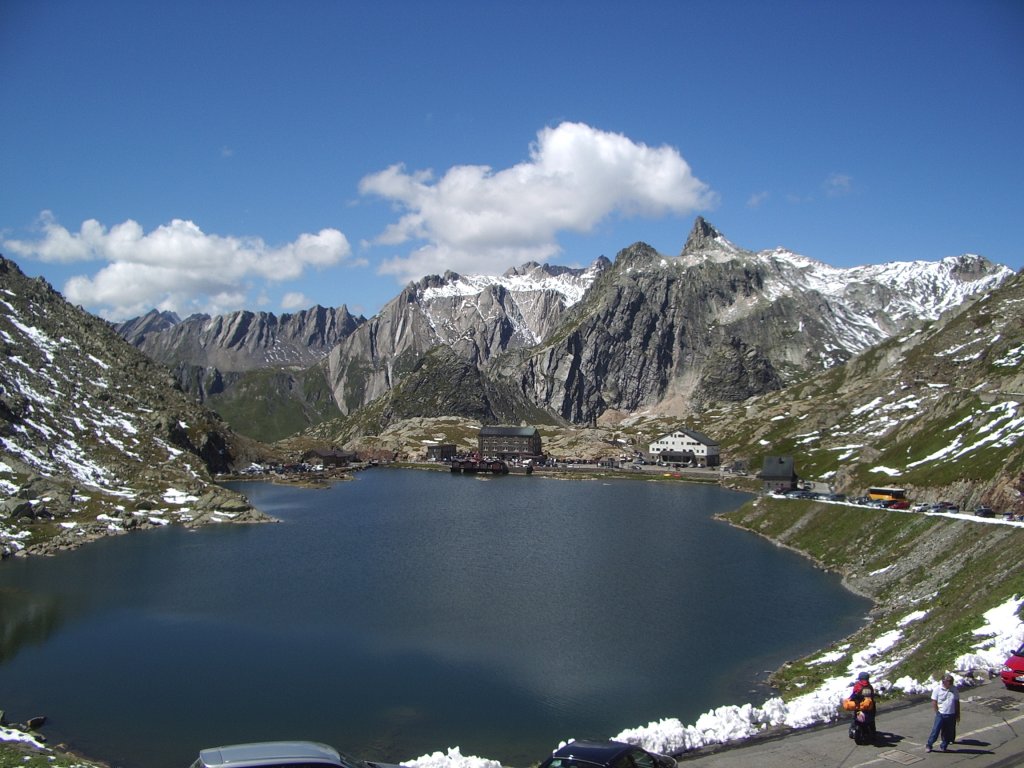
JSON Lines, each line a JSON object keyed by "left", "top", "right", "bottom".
{"left": 975, "top": 506, "right": 995, "bottom": 518}
{"left": 1001, "top": 644, "right": 1024, "bottom": 689}
{"left": 539, "top": 740, "right": 677, "bottom": 768}
{"left": 189, "top": 741, "right": 400, "bottom": 768}
{"left": 784, "top": 489, "right": 816, "bottom": 499}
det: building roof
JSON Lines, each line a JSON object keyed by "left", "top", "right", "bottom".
{"left": 479, "top": 425, "right": 539, "bottom": 437}
{"left": 654, "top": 428, "right": 719, "bottom": 446}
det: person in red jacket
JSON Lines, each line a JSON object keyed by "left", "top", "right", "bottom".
{"left": 850, "top": 671, "right": 878, "bottom": 741}
{"left": 852, "top": 671, "right": 873, "bottom": 699}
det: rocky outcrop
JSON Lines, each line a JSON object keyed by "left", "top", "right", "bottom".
{"left": 0, "top": 255, "right": 276, "bottom": 558}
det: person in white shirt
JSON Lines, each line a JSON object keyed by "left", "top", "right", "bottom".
{"left": 926, "top": 673, "right": 960, "bottom": 752}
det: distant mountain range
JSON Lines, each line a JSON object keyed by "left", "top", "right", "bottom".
{"left": 2, "top": 216, "right": 1021, "bottom": 557}
{"left": 122, "top": 304, "right": 363, "bottom": 371}
{"left": 117, "top": 217, "right": 1014, "bottom": 439}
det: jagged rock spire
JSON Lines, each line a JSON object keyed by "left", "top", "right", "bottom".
{"left": 681, "top": 216, "right": 723, "bottom": 256}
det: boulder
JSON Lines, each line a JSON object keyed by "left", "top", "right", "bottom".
{"left": 1, "top": 498, "right": 33, "bottom": 519}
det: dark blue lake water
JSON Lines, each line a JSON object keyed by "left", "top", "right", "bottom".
{"left": 0, "top": 469, "right": 869, "bottom": 768}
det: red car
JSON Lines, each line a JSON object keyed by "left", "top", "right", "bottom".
{"left": 1001, "top": 643, "right": 1024, "bottom": 688}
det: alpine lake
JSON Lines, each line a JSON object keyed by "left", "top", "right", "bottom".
{"left": 0, "top": 468, "right": 870, "bottom": 768}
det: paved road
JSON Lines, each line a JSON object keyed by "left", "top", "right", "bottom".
{"left": 677, "top": 681, "right": 1024, "bottom": 767}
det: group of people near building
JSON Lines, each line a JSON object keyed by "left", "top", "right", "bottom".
{"left": 845, "top": 671, "right": 960, "bottom": 752}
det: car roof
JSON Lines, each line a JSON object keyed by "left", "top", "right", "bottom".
{"left": 551, "top": 740, "right": 636, "bottom": 764}
{"left": 196, "top": 740, "right": 347, "bottom": 768}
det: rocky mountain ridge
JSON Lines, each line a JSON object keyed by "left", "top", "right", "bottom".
{"left": 117, "top": 305, "right": 364, "bottom": 442}
{"left": 323, "top": 259, "right": 609, "bottom": 416}
{"left": 310, "top": 218, "right": 1011, "bottom": 435}
{"left": 0, "top": 256, "right": 273, "bottom": 557}
{"left": 121, "top": 304, "right": 364, "bottom": 371}
{"left": 490, "top": 219, "right": 1011, "bottom": 424}
{"left": 114, "top": 217, "right": 1014, "bottom": 442}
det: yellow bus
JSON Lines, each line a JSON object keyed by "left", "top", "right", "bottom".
{"left": 867, "top": 487, "right": 907, "bottom": 502}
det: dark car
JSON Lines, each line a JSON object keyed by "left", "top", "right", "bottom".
{"left": 1001, "top": 643, "right": 1024, "bottom": 689}
{"left": 975, "top": 506, "right": 995, "bottom": 518}
{"left": 539, "top": 739, "right": 677, "bottom": 768}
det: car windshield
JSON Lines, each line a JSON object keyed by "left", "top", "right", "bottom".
{"left": 627, "top": 750, "right": 657, "bottom": 768}
{"left": 1013, "top": 644, "right": 1024, "bottom": 658}
{"left": 547, "top": 756, "right": 629, "bottom": 768}
{"left": 544, "top": 752, "right": 658, "bottom": 768}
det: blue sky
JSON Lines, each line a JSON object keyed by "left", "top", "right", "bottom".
{"left": 2, "top": 0, "right": 1022, "bottom": 321}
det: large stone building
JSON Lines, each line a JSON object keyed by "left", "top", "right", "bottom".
{"left": 478, "top": 426, "right": 543, "bottom": 460}
{"left": 758, "top": 455, "right": 798, "bottom": 492}
{"left": 648, "top": 429, "right": 720, "bottom": 467}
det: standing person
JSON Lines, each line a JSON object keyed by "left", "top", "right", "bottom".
{"left": 926, "top": 673, "right": 960, "bottom": 752}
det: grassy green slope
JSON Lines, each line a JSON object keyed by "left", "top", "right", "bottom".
{"left": 722, "top": 497, "right": 1024, "bottom": 695}
{"left": 206, "top": 366, "right": 337, "bottom": 443}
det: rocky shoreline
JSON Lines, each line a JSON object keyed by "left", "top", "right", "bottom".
{"left": 8, "top": 484, "right": 274, "bottom": 559}
{"left": 0, "top": 712, "right": 110, "bottom": 768}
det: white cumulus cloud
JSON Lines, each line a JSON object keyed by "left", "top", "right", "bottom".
{"left": 3, "top": 212, "right": 352, "bottom": 319}
{"left": 281, "top": 291, "right": 311, "bottom": 310}
{"left": 359, "top": 122, "right": 716, "bottom": 283}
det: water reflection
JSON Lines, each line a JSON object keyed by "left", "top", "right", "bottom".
{"left": 0, "top": 587, "right": 64, "bottom": 664}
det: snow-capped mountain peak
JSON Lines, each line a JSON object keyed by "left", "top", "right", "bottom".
{"left": 418, "top": 258, "right": 609, "bottom": 309}
{"left": 679, "top": 216, "right": 743, "bottom": 262}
